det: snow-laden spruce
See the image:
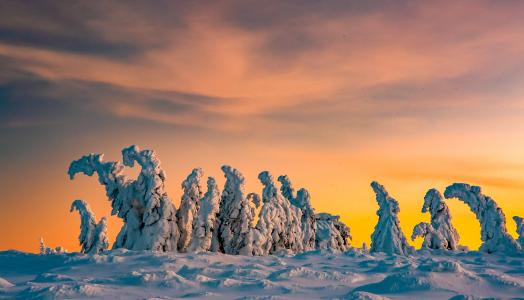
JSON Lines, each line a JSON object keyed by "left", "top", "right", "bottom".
{"left": 253, "top": 171, "right": 304, "bottom": 255}
{"left": 278, "top": 175, "right": 316, "bottom": 250}
{"left": 295, "top": 188, "right": 317, "bottom": 250}
{"left": 177, "top": 168, "right": 203, "bottom": 252}
{"left": 411, "top": 189, "right": 461, "bottom": 250}
{"left": 213, "top": 166, "right": 256, "bottom": 255}
{"left": 370, "top": 181, "right": 413, "bottom": 255}
{"left": 315, "top": 213, "right": 351, "bottom": 251}
{"left": 68, "top": 145, "right": 179, "bottom": 252}
{"left": 513, "top": 216, "right": 524, "bottom": 248}
{"left": 189, "top": 177, "right": 220, "bottom": 252}
{"left": 70, "top": 199, "right": 108, "bottom": 254}
{"left": 444, "top": 183, "right": 521, "bottom": 254}
{"left": 39, "top": 238, "right": 67, "bottom": 255}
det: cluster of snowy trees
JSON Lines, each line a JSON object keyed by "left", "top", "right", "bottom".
{"left": 66, "top": 145, "right": 351, "bottom": 256}
{"left": 370, "top": 182, "right": 523, "bottom": 255}
{"left": 63, "top": 145, "right": 523, "bottom": 256}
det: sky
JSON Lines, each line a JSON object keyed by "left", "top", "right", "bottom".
{"left": 1, "top": 0, "right": 524, "bottom": 253}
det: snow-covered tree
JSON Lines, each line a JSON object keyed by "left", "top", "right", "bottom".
{"left": 253, "top": 171, "right": 304, "bottom": 255}
{"left": 278, "top": 175, "right": 297, "bottom": 206}
{"left": 411, "top": 222, "right": 445, "bottom": 249}
{"left": 39, "top": 238, "right": 67, "bottom": 255}
{"left": 69, "top": 145, "right": 179, "bottom": 252}
{"left": 370, "top": 181, "right": 413, "bottom": 256}
{"left": 70, "top": 199, "right": 108, "bottom": 254}
{"left": 513, "top": 216, "right": 524, "bottom": 248}
{"left": 411, "top": 189, "right": 460, "bottom": 250}
{"left": 213, "top": 166, "right": 256, "bottom": 255}
{"left": 177, "top": 168, "right": 203, "bottom": 252}
{"left": 315, "top": 213, "right": 351, "bottom": 251}
{"left": 189, "top": 177, "right": 220, "bottom": 252}
{"left": 444, "top": 183, "right": 521, "bottom": 254}
{"left": 295, "top": 188, "right": 317, "bottom": 250}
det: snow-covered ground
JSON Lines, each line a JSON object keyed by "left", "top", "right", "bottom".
{"left": 1, "top": 249, "right": 523, "bottom": 299}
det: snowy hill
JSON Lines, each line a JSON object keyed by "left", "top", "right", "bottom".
{"left": 1, "top": 250, "right": 523, "bottom": 299}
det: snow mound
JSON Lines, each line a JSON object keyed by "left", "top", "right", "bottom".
{"left": 444, "top": 183, "right": 521, "bottom": 254}
{"left": 0, "top": 277, "right": 14, "bottom": 288}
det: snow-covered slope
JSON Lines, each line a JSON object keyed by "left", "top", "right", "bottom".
{"left": 1, "top": 250, "right": 523, "bottom": 299}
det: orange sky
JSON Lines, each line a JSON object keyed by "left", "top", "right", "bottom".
{"left": 0, "top": 0, "right": 524, "bottom": 252}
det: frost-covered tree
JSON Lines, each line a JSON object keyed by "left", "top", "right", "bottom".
{"left": 295, "top": 188, "right": 317, "bottom": 250}
{"left": 278, "top": 175, "right": 316, "bottom": 250}
{"left": 411, "top": 189, "right": 460, "bottom": 250}
{"left": 370, "top": 181, "right": 413, "bottom": 256}
{"left": 189, "top": 177, "right": 220, "bottom": 252}
{"left": 68, "top": 145, "right": 179, "bottom": 252}
{"left": 315, "top": 213, "right": 351, "bottom": 251}
{"left": 444, "top": 183, "right": 521, "bottom": 254}
{"left": 70, "top": 199, "right": 108, "bottom": 254}
{"left": 278, "top": 175, "right": 297, "bottom": 206}
{"left": 213, "top": 166, "right": 256, "bottom": 255}
{"left": 513, "top": 216, "right": 524, "bottom": 248}
{"left": 411, "top": 222, "right": 445, "bottom": 249}
{"left": 253, "top": 171, "right": 304, "bottom": 255}
{"left": 177, "top": 168, "right": 203, "bottom": 252}
{"left": 39, "top": 238, "right": 67, "bottom": 255}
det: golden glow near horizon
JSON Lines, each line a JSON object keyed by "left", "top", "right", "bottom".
{"left": 0, "top": 1, "right": 524, "bottom": 252}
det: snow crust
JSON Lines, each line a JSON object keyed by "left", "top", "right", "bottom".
{"left": 70, "top": 199, "right": 108, "bottom": 254}
{"left": 2, "top": 250, "right": 523, "bottom": 299}
{"left": 411, "top": 189, "right": 462, "bottom": 251}
{"left": 370, "top": 181, "right": 414, "bottom": 255}
{"left": 444, "top": 183, "right": 521, "bottom": 254}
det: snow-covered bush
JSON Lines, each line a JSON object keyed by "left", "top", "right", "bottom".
{"left": 213, "top": 166, "right": 256, "bottom": 255}
{"left": 253, "top": 171, "right": 304, "bottom": 255}
{"left": 370, "top": 181, "right": 413, "bottom": 256}
{"left": 315, "top": 213, "right": 351, "bottom": 251}
{"left": 411, "top": 189, "right": 460, "bottom": 250}
{"left": 444, "top": 183, "right": 521, "bottom": 254}
{"left": 177, "top": 168, "right": 203, "bottom": 252}
{"left": 70, "top": 199, "right": 108, "bottom": 254}
{"left": 69, "top": 145, "right": 179, "bottom": 252}
{"left": 513, "top": 216, "right": 524, "bottom": 249}
{"left": 189, "top": 177, "right": 220, "bottom": 252}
